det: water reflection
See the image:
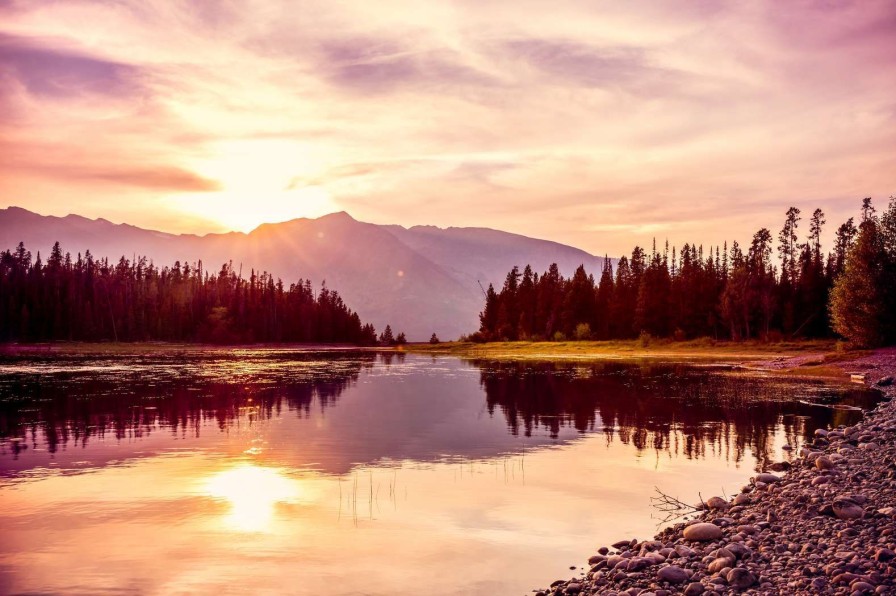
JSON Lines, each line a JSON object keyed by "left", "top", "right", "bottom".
{"left": 202, "top": 464, "right": 304, "bottom": 533}
{"left": 0, "top": 352, "right": 879, "bottom": 474}
{"left": 476, "top": 360, "right": 877, "bottom": 469}
{"left": 0, "top": 350, "right": 882, "bottom": 596}
{"left": 0, "top": 350, "right": 372, "bottom": 462}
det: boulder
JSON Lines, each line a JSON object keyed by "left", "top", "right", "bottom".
{"left": 657, "top": 565, "right": 689, "bottom": 584}
{"left": 706, "top": 496, "right": 728, "bottom": 510}
{"left": 815, "top": 456, "right": 835, "bottom": 470}
{"left": 683, "top": 522, "right": 723, "bottom": 541}
{"left": 832, "top": 498, "right": 864, "bottom": 520}
{"left": 754, "top": 473, "right": 781, "bottom": 483}
{"left": 726, "top": 567, "right": 756, "bottom": 589}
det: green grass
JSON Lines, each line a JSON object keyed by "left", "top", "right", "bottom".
{"left": 408, "top": 338, "right": 835, "bottom": 358}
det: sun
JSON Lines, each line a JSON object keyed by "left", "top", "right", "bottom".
{"left": 203, "top": 464, "right": 302, "bottom": 532}
{"left": 170, "top": 139, "right": 342, "bottom": 232}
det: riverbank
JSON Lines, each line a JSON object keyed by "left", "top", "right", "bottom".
{"left": 408, "top": 339, "right": 869, "bottom": 378}
{"left": 409, "top": 339, "right": 837, "bottom": 360}
{"left": 533, "top": 348, "right": 896, "bottom": 595}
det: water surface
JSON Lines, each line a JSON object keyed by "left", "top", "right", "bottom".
{"left": 0, "top": 349, "right": 879, "bottom": 595}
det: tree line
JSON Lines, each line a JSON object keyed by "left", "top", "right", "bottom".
{"left": 0, "top": 242, "right": 383, "bottom": 344}
{"left": 476, "top": 197, "right": 896, "bottom": 347}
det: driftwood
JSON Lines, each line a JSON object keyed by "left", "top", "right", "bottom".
{"left": 650, "top": 487, "right": 703, "bottom": 524}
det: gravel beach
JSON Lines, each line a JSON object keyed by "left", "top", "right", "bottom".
{"left": 535, "top": 348, "right": 896, "bottom": 596}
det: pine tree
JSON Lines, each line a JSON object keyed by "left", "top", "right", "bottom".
{"left": 830, "top": 211, "right": 887, "bottom": 346}
{"left": 379, "top": 324, "right": 395, "bottom": 346}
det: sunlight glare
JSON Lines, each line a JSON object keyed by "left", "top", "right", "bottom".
{"left": 204, "top": 464, "right": 302, "bottom": 532}
{"left": 170, "top": 139, "right": 341, "bottom": 232}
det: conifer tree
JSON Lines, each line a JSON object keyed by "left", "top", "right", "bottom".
{"left": 830, "top": 211, "right": 887, "bottom": 346}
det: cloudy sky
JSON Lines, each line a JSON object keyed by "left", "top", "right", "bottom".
{"left": 1, "top": 0, "right": 893, "bottom": 255}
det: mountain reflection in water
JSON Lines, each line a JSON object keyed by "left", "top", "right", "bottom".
{"left": 0, "top": 350, "right": 877, "bottom": 473}
{"left": 0, "top": 349, "right": 881, "bottom": 596}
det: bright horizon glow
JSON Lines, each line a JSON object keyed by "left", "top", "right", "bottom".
{"left": 0, "top": 1, "right": 894, "bottom": 253}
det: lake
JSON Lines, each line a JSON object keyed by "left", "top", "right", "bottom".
{"left": 0, "top": 348, "right": 880, "bottom": 595}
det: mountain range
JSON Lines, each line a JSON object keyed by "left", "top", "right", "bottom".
{"left": 0, "top": 206, "right": 606, "bottom": 340}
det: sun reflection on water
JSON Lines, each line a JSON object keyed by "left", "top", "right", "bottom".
{"left": 203, "top": 464, "right": 302, "bottom": 532}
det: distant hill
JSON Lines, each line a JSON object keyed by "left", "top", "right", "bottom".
{"left": 0, "top": 207, "right": 607, "bottom": 340}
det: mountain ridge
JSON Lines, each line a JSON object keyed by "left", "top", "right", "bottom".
{"left": 0, "top": 206, "right": 607, "bottom": 340}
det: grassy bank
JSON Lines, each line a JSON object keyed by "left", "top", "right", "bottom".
{"left": 405, "top": 339, "right": 872, "bottom": 379}
{"left": 1, "top": 338, "right": 870, "bottom": 381}
{"left": 407, "top": 338, "right": 833, "bottom": 358}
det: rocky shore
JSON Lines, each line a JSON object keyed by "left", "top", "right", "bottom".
{"left": 535, "top": 349, "right": 896, "bottom": 596}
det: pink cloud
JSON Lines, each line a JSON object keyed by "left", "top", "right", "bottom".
{"left": 0, "top": 0, "right": 893, "bottom": 253}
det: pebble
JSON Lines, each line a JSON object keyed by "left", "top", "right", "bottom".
{"left": 533, "top": 355, "right": 896, "bottom": 596}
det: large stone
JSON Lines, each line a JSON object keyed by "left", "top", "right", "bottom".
{"left": 725, "top": 543, "right": 751, "bottom": 559}
{"left": 624, "top": 557, "right": 650, "bottom": 572}
{"left": 683, "top": 582, "right": 705, "bottom": 596}
{"left": 706, "top": 496, "right": 728, "bottom": 510}
{"left": 754, "top": 473, "right": 781, "bottom": 483}
{"left": 815, "top": 455, "right": 835, "bottom": 470}
{"left": 707, "top": 557, "right": 732, "bottom": 573}
{"left": 726, "top": 567, "right": 756, "bottom": 590}
{"left": 683, "top": 522, "right": 723, "bottom": 541}
{"left": 674, "top": 545, "right": 696, "bottom": 558}
{"left": 657, "top": 565, "right": 689, "bottom": 584}
{"left": 832, "top": 498, "right": 864, "bottom": 520}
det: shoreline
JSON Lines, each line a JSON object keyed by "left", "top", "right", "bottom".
{"left": 407, "top": 339, "right": 841, "bottom": 361}
{"left": 408, "top": 339, "right": 871, "bottom": 381}
{"left": 533, "top": 347, "right": 896, "bottom": 595}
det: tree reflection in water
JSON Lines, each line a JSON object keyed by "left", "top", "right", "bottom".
{"left": 476, "top": 360, "right": 878, "bottom": 469}
{"left": 0, "top": 351, "right": 880, "bottom": 473}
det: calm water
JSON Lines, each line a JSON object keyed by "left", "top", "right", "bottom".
{"left": 0, "top": 349, "right": 880, "bottom": 595}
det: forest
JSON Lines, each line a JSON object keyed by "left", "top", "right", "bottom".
{"left": 0, "top": 243, "right": 381, "bottom": 344}
{"left": 476, "top": 197, "right": 896, "bottom": 348}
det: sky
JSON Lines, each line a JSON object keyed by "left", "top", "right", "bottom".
{"left": 0, "top": 0, "right": 894, "bottom": 256}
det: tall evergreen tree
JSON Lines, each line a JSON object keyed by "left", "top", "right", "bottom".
{"left": 830, "top": 210, "right": 887, "bottom": 346}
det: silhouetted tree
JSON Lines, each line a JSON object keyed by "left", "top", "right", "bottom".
{"left": 379, "top": 324, "right": 395, "bottom": 346}
{"left": 474, "top": 198, "right": 894, "bottom": 346}
{"left": 0, "top": 244, "right": 372, "bottom": 344}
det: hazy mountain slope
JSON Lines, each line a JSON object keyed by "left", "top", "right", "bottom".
{"left": 383, "top": 224, "right": 606, "bottom": 291}
{"left": 0, "top": 207, "right": 606, "bottom": 340}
